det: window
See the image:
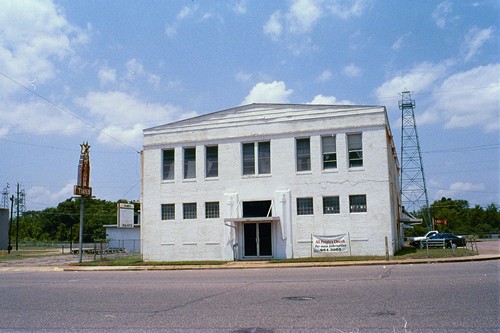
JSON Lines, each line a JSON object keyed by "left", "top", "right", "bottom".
{"left": 348, "top": 133, "right": 363, "bottom": 168}
{"left": 323, "top": 196, "right": 340, "bottom": 214}
{"left": 205, "top": 202, "right": 220, "bottom": 218}
{"left": 242, "top": 143, "right": 255, "bottom": 175}
{"left": 322, "top": 136, "right": 337, "bottom": 170}
{"left": 296, "top": 138, "right": 311, "bottom": 172}
{"left": 205, "top": 146, "right": 218, "bottom": 178}
{"left": 162, "top": 149, "right": 174, "bottom": 180}
{"left": 242, "top": 141, "right": 271, "bottom": 175}
{"left": 297, "top": 197, "right": 314, "bottom": 215}
{"left": 161, "top": 204, "right": 175, "bottom": 220}
{"left": 184, "top": 147, "right": 196, "bottom": 179}
{"left": 349, "top": 195, "right": 367, "bottom": 213}
{"left": 258, "top": 141, "right": 270, "bottom": 174}
{"left": 183, "top": 203, "right": 197, "bottom": 219}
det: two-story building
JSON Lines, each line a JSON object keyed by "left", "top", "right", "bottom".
{"left": 141, "top": 103, "right": 401, "bottom": 261}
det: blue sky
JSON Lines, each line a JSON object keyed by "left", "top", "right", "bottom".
{"left": 0, "top": 0, "right": 498, "bottom": 211}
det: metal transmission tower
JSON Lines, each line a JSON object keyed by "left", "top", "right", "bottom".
{"left": 399, "top": 91, "right": 432, "bottom": 230}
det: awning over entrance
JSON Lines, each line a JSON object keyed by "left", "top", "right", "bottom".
{"left": 224, "top": 217, "right": 280, "bottom": 223}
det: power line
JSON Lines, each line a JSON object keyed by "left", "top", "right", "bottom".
{"left": 0, "top": 71, "right": 141, "bottom": 153}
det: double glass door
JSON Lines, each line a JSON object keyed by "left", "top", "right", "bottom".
{"left": 243, "top": 222, "right": 272, "bottom": 257}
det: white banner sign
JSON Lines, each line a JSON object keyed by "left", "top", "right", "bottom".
{"left": 313, "top": 234, "right": 349, "bottom": 253}
{"left": 118, "top": 203, "right": 134, "bottom": 228}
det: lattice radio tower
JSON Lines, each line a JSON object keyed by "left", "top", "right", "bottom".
{"left": 399, "top": 91, "right": 432, "bottom": 230}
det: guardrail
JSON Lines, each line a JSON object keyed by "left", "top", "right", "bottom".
{"left": 419, "top": 239, "right": 446, "bottom": 249}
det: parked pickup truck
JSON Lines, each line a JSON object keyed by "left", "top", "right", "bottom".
{"left": 408, "top": 230, "right": 439, "bottom": 242}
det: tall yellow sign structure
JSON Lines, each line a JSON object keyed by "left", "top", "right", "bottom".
{"left": 74, "top": 142, "right": 92, "bottom": 197}
{"left": 74, "top": 142, "right": 92, "bottom": 263}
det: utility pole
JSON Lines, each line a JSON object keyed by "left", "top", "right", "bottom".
{"left": 399, "top": 91, "right": 432, "bottom": 230}
{"left": 15, "top": 183, "right": 20, "bottom": 251}
{"left": 9, "top": 195, "right": 14, "bottom": 253}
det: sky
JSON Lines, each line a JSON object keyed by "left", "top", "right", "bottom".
{"left": 0, "top": 0, "right": 499, "bottom": 212}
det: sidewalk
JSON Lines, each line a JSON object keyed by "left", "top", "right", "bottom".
{"left": 1, "top": 252, "right": 498, "bottom": 272}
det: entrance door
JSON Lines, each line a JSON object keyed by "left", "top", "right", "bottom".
{"left": 243, "top": 222, "right": 272, "bottom": 257}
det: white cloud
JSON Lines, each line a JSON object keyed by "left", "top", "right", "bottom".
{"left": 0, "top": 0, "right": 89, "bottom": 96}
{"left": 263, "top": 11, "right": 283, "bottom": 40}
{"left": 392, "top": 33, "right": 411, "bottom": 50}
{"left": 434, "top": 182, "right": 486, "bottom": 201}
{"left": 287, "top": 0, "right": 322, "bottom": 33}
{"left": 235, "top": 70, "right": 253, "bottom": 82}
{"left": 76, "top": 91, "right": 193, "bottom": 147}
{"left": 317, "top": 69, "right": 332, "bottom": 82}
{"left": 165, "top": 24, "right": 177, "bottom": 38}
{"left": 432, "top": 1, "right": 456, "bottom": 29}
{"left": 344, "top": 63, "right": 361, "bottom": 77}
{"left": 177, "top": 5, "right": 198, "bottom": 20}
{"left": 309, "top": 95, "right": 353, "bottom": 105}
{"left": 327, "top": 0, "right": 367, "bottom": 20}
{"left": 233, "top": 0, "right": 247, "bottom": 15}
{"left": 28, "top": 180, "right": 75, "bottom": 209}
{"left": 430, "top": 64, "right": 500, "bottom": 132}
{"left": 462, "top": 26, "right": 494, "bottom": 62}
{"left": 241, "top": 81, "right": 293, "bottom": 105}
{"left": 98, "top": 67, "right": 116, "bottom": 85}
{"left": 375, "top": 61, "right": 450, "bottom": 102}
{"left": 0, "top": 100, "right": 81, "bottom": 136}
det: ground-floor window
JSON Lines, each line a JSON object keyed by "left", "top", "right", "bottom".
{"left": 205, "top": 202, "right": 220, "bottom": 218}
{"left": 183, "top": 203, "right": 197, "bottom": 219}
{"left": 297, "top": 197, "right": 314, "bottom": 215}
{"left": 349, "top": 195, "right": 367, "bottom": 213}
{"left": 323, "top": 196, "right": 340, "bottom": 214}
{"left": 161, "top": 204, "right": 175, "bottom": 220}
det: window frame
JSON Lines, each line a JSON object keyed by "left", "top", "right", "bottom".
{"left": 349, "top": 195, "right": 367, "bottom": 213}
{"left": 347, "top": 133, "right": 363, "bottom": 168}
{"left": 296, "top": 138, "right": 311, "bottom": 172}
{"left": 161, "top": 204, "right": 175, "bottom": 220}
{"left": 205, "top": 145, "right": 218, "bottom": 178}
{"left": 297, "top": 197, "right": 314, "bottom": 215}
{"left": 242, "top": 141, "right": 271, "bottom": 175}
{"left": 205, "top": 202, "right": 220, "bottom": 219}
{"left": 183, "top": 202, "right": 197, "bottom": 219}
{"left": 183, "top": 147, "right": 196, "bottom": 179}
{"left": 162, "top": 149, "right": 175, "bottom": 180}
{"left": 323, "top": 196, "right": 340, "bottom": 214}
{"left": 321, "top": 135, "right": 337, "bottom": 170}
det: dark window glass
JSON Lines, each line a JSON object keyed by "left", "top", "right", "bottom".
{"left": 323, "top": 196, "right": 340, "bottom": 214}
{"left": 184, "top": 147, "right": 196, "bottom": 179}
{"left": 162, "top": 149, "right": 174, "bottom": 180}
{"left": 183, "top": 203, "right": 197, "bottom": 219}
{"left": 349, "top": 195, "right": 367, "bottom": 212}
{"left": 206, "top": 146, "right": 218, "bottom": 178}
{"left": 322, "top": 136, "right": 337, "bottom": 170}
{"left": 348, "top": 134, "right": 363, "bottom": 168}
{"left": 258, "top": 142, "right": 271, "bottom": 174}
{"left": 296, "top": 138, "right": 311, "bottom": 172}
{"left": 161, "top": 204, "right": 175, "bottom": 220}
{"left": 242, "top": 143, "right": 255, "bottom": 175}
{"left": 297, "top": 197, "right": 313, "bottom": 215}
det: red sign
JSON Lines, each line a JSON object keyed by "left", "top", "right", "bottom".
{"left": 74, "top": 142, "right": 92, "bottom": 197}
{"left": 434, "top": 218, "right": 447, "bottom": 225}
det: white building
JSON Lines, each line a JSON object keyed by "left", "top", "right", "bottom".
{"left": 141, "top": 103, "right": 401, "bottom": 261}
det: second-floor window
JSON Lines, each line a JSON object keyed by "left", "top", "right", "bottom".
{"left": 183, "top": 203, "right": 197, "bottom": 219}
{"left": 162, "top": 149, "right": 174, "bottom": 180}
{"left": 242, "top": 141, "right": 271, "bottom": 175}
{"left": 322, "top": 136, "right": 337, "bottom": 170}
{"left": 296, "top": 138, "right": 311, "bottom": 172}
{"left": 348, "top": 133, "right": 363, "bottom": 168}
{"left": 184, "top": 147, "right": 196, "bottom": 179}
{"left": 205, "top": 145, "right": 218, "bottom": 178}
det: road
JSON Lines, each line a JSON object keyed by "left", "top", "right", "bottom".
{"left": 0, "top": 260, "right": 498, "bottom": 332}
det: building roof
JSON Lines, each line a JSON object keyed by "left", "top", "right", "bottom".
{"left": 143, "top": 103, "right": 390, "bottom": 147}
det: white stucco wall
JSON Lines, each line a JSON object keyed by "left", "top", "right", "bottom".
{"left": 141, "top": 104, "right": 400, "bottom": 261}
